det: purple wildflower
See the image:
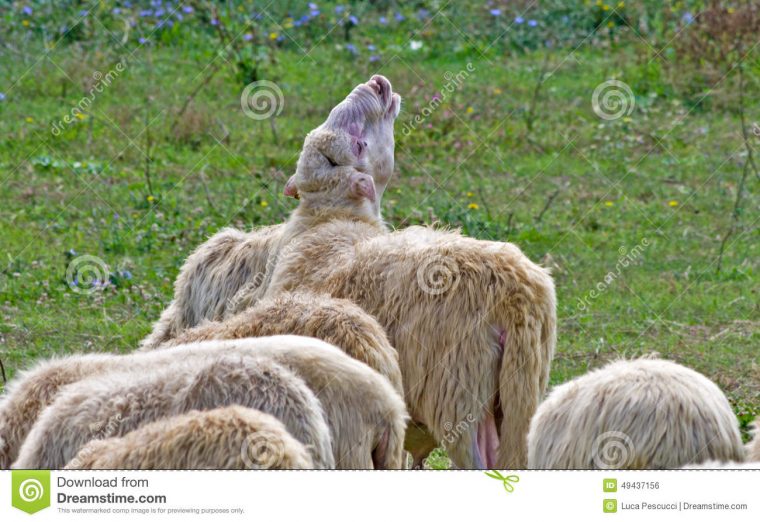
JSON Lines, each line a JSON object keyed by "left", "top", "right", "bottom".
{"left": 369, "top": 55, "right": 380, "bottom": 62}
{"left": 22, "top": 5, "right": 33, "bottom": 15}
{"left": 394, "top": 12, "right": 404, "bottom": 22}
{"left": 490, "top": 9, "right": 501, "bottom": 17}
{"left": 379, "top": 16, "right": 387, "bottom": 25}
{"left": 243, "top": 33, "right": 253, "bottom": 41}
{"left": 348, "top": 15, "right": 358, "bottom": 25}
{"left": 182, "top": 6, "right": 193, "bottom": 14}
{"left": 528, "top": 19, "right": 537, "bottom": 27}
{"left": 514, "top": 16, "right": 524, "bottom": 24}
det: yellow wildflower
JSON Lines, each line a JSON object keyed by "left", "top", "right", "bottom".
{"left": 618, "top": 1, "right": 625, "bottom": 8}
{"left": 727, "top": 7, "right": 735, "bottom": 14}
{"left": 668, "top": 200, "right": 678, "bottom": 207}
{"left": 147, "top": 195, "right": 155, "bottom": 202}
{"left": 468, "top": 203, "right": 479, "bottom": 210}
{"left": 260, "top": 201, "right": 269, "bottom": 208}
{"left": 269, "top": 32, "right": 279, "bottom": 40}
{"left": 603, "top": 5, "right": 610, "bottom": 11}
{"left": 25, "top": 117, "right": 34, "bottom": 123}
{"left": 604, "top": 201, "right": 614, "bottom": 207}
{"left": 466, "top": 191, "right": 474, "bottom": 197}
{"left": 22, "top": 20, "right": 30, "bottom": 27}
{"left": 607, "top": 21, "right": 614, "bottom": 28}
{"left": 493, "top": 88, "right": 502, "bottom": 95}
{"left": 466, "top": 106, "right": 474, "bottom": 114}
{"left": 75, "top": 113, "right": 86, "bottom": 120}
{"left": 622, "top": 116, "right": 632, "bottom": 123}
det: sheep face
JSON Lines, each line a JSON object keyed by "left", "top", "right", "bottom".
{"left": 287, "top": 75, "right": 400, "bottom": 216}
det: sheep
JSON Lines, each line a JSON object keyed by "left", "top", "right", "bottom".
{"left": 1, "top": 292, "right": 408, "bottom": 468}
{"left": 139, "top": 75, "right": 400, "bottom": 350}
{"left": 527, "top": 358, "right": 745, "bottom": 469}
{"left": 14, "top": 349, "right": 334, "bottom": 470}
{"left": 160, "top": 292, "right": 403, "bottom": 395}
{"left": 15, "top": 336, "right": 407, "bottom": 469}
{"left": 233, "top": 223, "right": 556, "bottom": 470}
{"left": 65, "top": 406, "right": 313, "bottom": 470}
{"left": 158, "top": 290, "right": 435, "bottom": 467}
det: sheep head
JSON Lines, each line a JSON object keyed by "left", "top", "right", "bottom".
{"left": 286, "top": 75, "right": 400, "bottom": 217}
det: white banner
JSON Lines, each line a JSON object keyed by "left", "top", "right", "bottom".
{"left": 2, "top": 470, "right": 759, "bottom": 521}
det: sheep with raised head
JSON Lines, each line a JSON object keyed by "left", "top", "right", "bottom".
{"left": 527, "top": 358, "right": 745, "bottom": 469}
{"left": 15, "top": 336, "right": 407, "bottom": 470}
{"left": 66, "top": 406, "right": 313, "bottom": 470}
{"left": 139, "top": 75, "right": 399, "bottom": 350}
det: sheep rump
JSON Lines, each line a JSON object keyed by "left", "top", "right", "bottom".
{"left": 527, "top": 358, "right": 745, "bottom": 469}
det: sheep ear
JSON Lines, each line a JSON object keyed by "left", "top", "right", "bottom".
{"left": 283, "top": 175, "right": 299, "bottom": 199}
{"left": 351, "top": 172, "right": 376, "bottom": 203}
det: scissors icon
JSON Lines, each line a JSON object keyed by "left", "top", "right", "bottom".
{"left": 484, "top": 470, "right": 520, "bottom": 493}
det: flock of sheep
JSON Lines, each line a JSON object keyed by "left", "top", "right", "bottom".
{"left": 1, "top": 76, "right": 758, "bottom": 470}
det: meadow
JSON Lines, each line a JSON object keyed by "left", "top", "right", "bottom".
{"left": 0, "top": 1, "right": 757, "bottom": 466}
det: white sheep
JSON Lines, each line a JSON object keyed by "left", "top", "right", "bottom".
{"left": 527, "top": 358, "right": 745, "bottom": 469}
{"left": 14, "top": 350, "right": 334, "bottom": 469}
{"left": 66, "top": 406, "right": 313, "bottom": 469}
{"left": 15, "top": 336, "right": 407, "bottom": 469}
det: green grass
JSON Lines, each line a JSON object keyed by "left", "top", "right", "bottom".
{"left": 0, "top": 2, "right": 758, "bottom": 463}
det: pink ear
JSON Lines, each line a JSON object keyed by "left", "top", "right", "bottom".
{"left": 351, "top": 173, "right": 376, "bottom": 203}
{"left": 284, "top": 176, "right": 299, "bottom": 199}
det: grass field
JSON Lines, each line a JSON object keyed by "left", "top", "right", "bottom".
{"left": 0, "top": 2, "right": 758, "bottom": 465}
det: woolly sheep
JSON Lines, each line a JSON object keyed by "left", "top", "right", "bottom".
{"left": 160, "top": 291, "right": 403, "bottom": 395}
{"left": 65, "top": 406, "right": 313, "bottom": 470}
{"left": 14, "top": 350, "right": 334, "bottom": 469}
{"left": 1, "top": 293, "right": 407, "bottom": 468}
{"left": 15, "top": 336, "right": 407, "bottom": 469}
{"left": 527, "top": 358, "right": 745, "bottom": 469}
{"left": 240, "top": 223, "right": 556, "bottom": 470}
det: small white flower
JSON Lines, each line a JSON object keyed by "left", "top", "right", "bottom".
{"left": 409, "top": 40, "right": 423, "bottom": 51}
